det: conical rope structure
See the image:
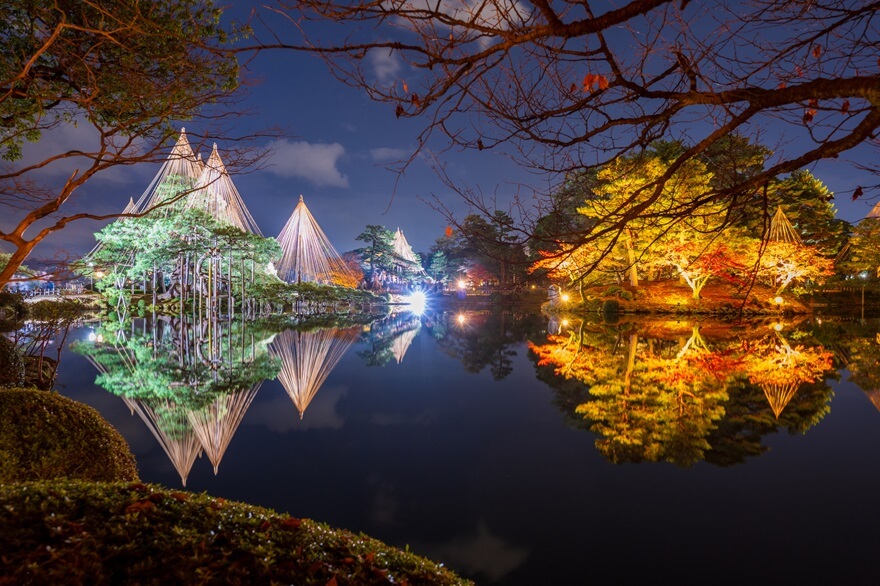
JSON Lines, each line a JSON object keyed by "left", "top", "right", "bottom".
{"left": 184, "top": 144, "right": 262, "bottom": 235}
{"left": 82, "top": 129, "right": 202, "bottom": 269}
{"left": 187, "top": 382, "right": 262, "bottom": 475}
{"left": 767, "top": 206, "right": 803, "bottom": 244}
{"left": 268, "top": 327, "right": 360, "bottom": 419}
{"left": 392, "top": 227, "right": 426, "bottom": 273}
{"left": 133, "top": 128, "right": 204, "bottom": 214}
{"left": 276, "top": 195, "right": 353, "bottom": 284}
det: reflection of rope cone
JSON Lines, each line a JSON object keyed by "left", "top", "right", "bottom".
{"left": 187, "top": 383, "right": 262, "bottom": 475}
{"left": 862, "top": 388, "right": 880, "bottom": 413}
{"left": 761, "top": 380, "right": 801, "bottom": 419}
{"left": 127, "top": 398, "right": 203, "bottom": 487}
{"left": 391, "top": 326, "right": 419, "bottom": 364}
{"left": 269, "top": 328, "right": 360, "bottom": 419}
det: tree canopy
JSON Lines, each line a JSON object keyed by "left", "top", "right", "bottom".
{"left": 0, "top": 0, "right": 245, "bottom": 287}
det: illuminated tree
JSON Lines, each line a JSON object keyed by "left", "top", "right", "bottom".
{"left": 839, "top": 217, "right": 880, "bottom": 279}
{"left": 0, "top": 0, "right": 247, "bottom": 287}
{"left": 567, "top": 153, "right": 716, "bottom": 286}
{"left": 742, "top": 331, "right": 834, "bottom": 419}
{"left": 268, "top": 0, "right": 879, "bottom": 254}
{"left": 759, "top": 241, "right": 835, "bottom": 295}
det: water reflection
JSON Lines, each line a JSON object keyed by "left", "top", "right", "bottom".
{"left": 269, "top": 327, "right": 360, "bottom": 419}
{"left": 73, "top": 316, "right": 279, "bottom": 484}
{"left": 530, "top": 316, "right": 837, "bottom": 466}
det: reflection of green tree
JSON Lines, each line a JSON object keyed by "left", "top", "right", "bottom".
{"left": 357, "top": 313, "right": 421, "bottom": 367}
{"left": 434, "top": 310, "right": 545, "bottom": 380}
{"left": 530, "top": 318, "right": 836, "bottom": 467}
{"left": 72, "top": 318, "right": 280, "bottom": 410}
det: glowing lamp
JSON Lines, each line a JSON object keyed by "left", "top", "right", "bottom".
{"left": 407, "top": 291, "right": 427, "bottom": 316}
{"left": 561, "top": 293, "right": 570, "bottom": 302}
{"left": 773, "top": 322, "right": 784, "bottom": 332}
{"left": 457, "top": 280, "right": 467, "bottom": 290}
{"left": 773, "top": 296, "right": 784, "bottom": 305}
{"left": 457, "top": 314, "right": 466, "bottom": 325}
{"left": 87, "top": 332, "right": 97, "bottom": 342}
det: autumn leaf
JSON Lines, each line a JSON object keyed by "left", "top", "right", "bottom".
{"left": 852, "top": 186, "right": 864, "bottom": 200}
{"left": 582, "top": 73, "right": 596, "bottom": 91}
{"left": 597, "top": 75, "right": 609, "bottom": 90}
{"left": 841, "top": 99, "right": 850, "bottom": 113}
{"left": 803, "top": 108, "right": 816, "bottom": 123}
{"left": 125, "top": 500, "right": 155, "bottom": 514}
{"left": 812, "top": 44, "right": 823, "bottom": 58}
{"left": 808, "top": 98, "right": 818, "bottom": 109}
{"left": 280, "top": 517, "right": 302, "bottom": 530}
{"left": 795, "top": 65, "right": 803, "bottom": 77}
{"left": 569, "top": 83, "right": 577, "bottom": 93}
{"left": 445, "top": 226, "right": 453, "bottom": 238}
{"left": 402, "top": 80, "right": 409, "bottom": 93}
{"left": 395, "top": 104, "right": 404, "bottom": 118}
{"left": 777, "top": 82, "right": 787, "bottom": 90}
{"left": 170, "top": 491, "right": 188, "bottom": 502}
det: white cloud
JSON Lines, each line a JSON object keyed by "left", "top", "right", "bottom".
{"left": 417, "top": 520, "right": 529, "bottom": 582}
{"left": 367, "top": 48, "right": 402, "bottom": 83}
{"left": 264, "top": 139, "right": 349, "bottom": 188}
{"left": 370, "top": 147, "right": 409, "bottom": 162}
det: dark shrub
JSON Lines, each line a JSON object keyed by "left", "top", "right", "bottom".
{"left": 0, "top": 336, "right": 25, "bottom": 388}
{"left": 0, "top": 388, "right": 139, "bottom": 483}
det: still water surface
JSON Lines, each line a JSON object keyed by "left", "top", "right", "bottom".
{"left": 53, "top": 307, "right": 880, "bottom": 584}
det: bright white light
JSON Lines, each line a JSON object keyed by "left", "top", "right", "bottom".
{"left": 773, "top": 296, "right": 784, "bottom": 305}
{"left": 457, "top": 280, "right": 467, "bottom": 289}
{"left": 457, "top": 314, "right": 466, "bottom": 325}
{"left": 87, "top": 332, "right": 97, "bottom": 342}
{"left": 773, "top": 322, "right": 784, "bottom": 332}
{"left": 407, "top": 291, "right": 427, "bottom": 316}
{"left": 95, "top": 334, "right": 104, "bottom": 343}
{"left": 561, "top": 293, "right": 570, "bottom": 302}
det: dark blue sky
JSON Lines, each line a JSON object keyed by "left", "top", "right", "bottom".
{"left": 8, "top": 2, "right": 879, "bottom": 263}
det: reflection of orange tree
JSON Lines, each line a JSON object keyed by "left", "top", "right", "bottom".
{"left": 742, "top": 332, "right": 834, "bottom": 419}
{"left": 531, "top": 323, "right": 734, "bottom": 466}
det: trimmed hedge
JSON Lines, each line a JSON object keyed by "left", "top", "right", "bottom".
{"left": 0, "top": 336, "right": 25, "bottom": 388}
{"left": 0, "top": 480, "right": 471, "bottom": 586}
{"left": 0, "top": 388, "right": 139, "bottom": 483}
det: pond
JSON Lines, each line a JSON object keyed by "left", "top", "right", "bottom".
{"left": 52, "top": 305, "right": 880, "bottom": 585}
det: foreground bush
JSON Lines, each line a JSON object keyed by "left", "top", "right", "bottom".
{"left": 0, "top": 388, "right": 138, "bottom": 483}
{"left": 0, "top": 336, "right": 25, "bottom": 388}
{"left": 0, "top": 480, "right": 471, "bottom": 586}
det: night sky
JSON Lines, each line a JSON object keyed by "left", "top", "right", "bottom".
{"left": 5, "top": 2, "right": 879, "bottom": 265}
